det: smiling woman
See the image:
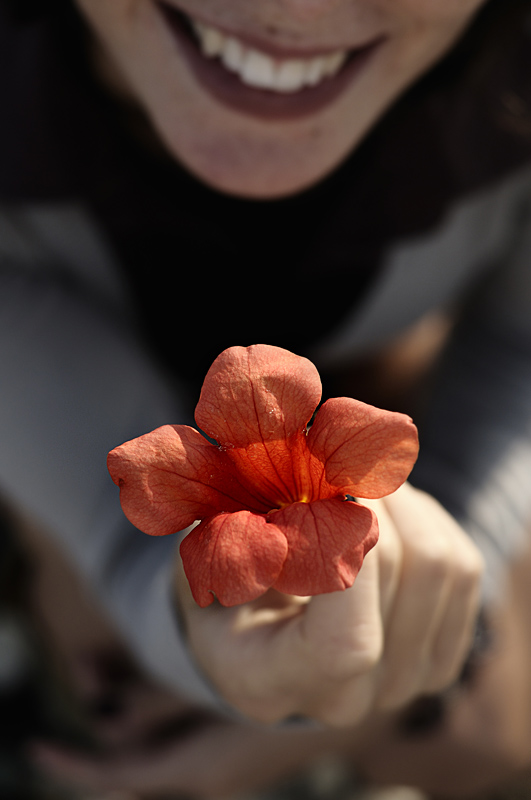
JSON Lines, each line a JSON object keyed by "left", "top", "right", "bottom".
{"left": 72, "top": 0, "right": 488, "bottom": 197}
{"left": 3, "top": 0, "right": 531, "bottom": 797}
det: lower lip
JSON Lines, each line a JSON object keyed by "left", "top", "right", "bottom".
{"left": 156, "top": 2, "right": 384, "bottom": 122}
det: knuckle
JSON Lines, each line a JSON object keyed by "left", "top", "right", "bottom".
{"left": 312, "top": 633, "right": 383, "bottom": 681}
{"left": 351, "top": 638, "right": 383, "bottom": 674}
{"left": 424, "top": 554, "right": 449, "bottom": 584}
{"left": 411, "top": 541, "right": 450, "bottom": 583}
{"left": 426, "top": 659, "right": 461, "bottom": 693}
{"left": 451, "top": 558, "right": 484, "bottom": 604}
{"left": 224, "top": 686, "right": 295, "bottom": 724}
{"left": 460, "top": 547, "right": 485, "bottom": 583}
{"left": 377, "top": 674, "right": 418, "bottom": 712}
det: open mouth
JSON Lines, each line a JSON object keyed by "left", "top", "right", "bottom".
{"left": 156, "top": 1, "right": 385, "bottom": 120}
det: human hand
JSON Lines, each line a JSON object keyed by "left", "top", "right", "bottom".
{"left": 366, "top": 482, "right": 484, "bottom": 710}
{"left": 177, "top": 482, "right": 484, "bottom": 727}
{"left": 351, "top": 533, "right": 531, "bottom": 797}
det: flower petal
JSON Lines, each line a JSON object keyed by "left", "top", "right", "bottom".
{"left": 180, "top": 512, "right": 289, "bottom": 607}
{"left": 107, "top": 425, "right": 270, "bottom": 536}
{"left": 217, "top": 432, "right": 321, "bottom": 509}
{"left": 195, "top": 345, "right": 322, "bottom": 448}
{"left": 307, "top": 397, "right": 419, "bottom": 499}
{"left": 270, "top": 498, "right": 378, "bottom": 596}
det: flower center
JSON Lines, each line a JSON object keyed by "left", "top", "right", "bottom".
{"left": 277, "top": 493, "right": 311, "bottom": 509}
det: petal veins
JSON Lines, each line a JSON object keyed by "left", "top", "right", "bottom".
{"left": 270, "top": 498, "right": 378, "bottom": 596}
{"left": 180, "top": 511, "right": 289, "bottom": 607}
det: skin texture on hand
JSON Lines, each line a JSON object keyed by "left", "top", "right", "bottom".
{"left": 177, "top": 482, "right": 484, "bottom": 726}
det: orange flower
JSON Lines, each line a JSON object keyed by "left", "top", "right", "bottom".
{"left": 108, "top": 345, "right": 418, "bottom": 607}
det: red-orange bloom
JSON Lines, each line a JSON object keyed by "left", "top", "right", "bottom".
{"left": 108, "top": 345, "right": 419, "bottom": 607}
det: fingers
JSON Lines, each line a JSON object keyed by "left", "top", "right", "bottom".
{"left": 425, "top": 533, "right": 483, "bottom": 692}
{"left": 181, "top": 546, "right": 385, "bottom": 726}
{"left": 269, "top": 551, "right": 384, "bottom": 726}
{"left": 362, "top": 498, "right": 403, "bottom": 622}
{"left": 301, "top": 547, "right": 383, "bottom": 680}
{"left": 296, "top": 548, "right": 383, "bottom": 725}
{"left": 178, "top": 483, "right": 483, "bottom": 728}
{"left": 376, "top": 484, "right": 484, "bottom": 709}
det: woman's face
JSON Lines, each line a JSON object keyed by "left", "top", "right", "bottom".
{"left": 74, "top": 0, "right": 487, "bottom": 198}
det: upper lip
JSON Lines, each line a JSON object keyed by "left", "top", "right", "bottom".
{"left": 157, "top": 1, "right": 385, "bottom": 60}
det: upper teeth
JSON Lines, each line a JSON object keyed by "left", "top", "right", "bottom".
{"left": 192, "top": 20, "right": 348, "bottom": 93}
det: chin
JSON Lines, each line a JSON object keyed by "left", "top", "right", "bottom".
{"left": 155, "top": 120, "right": 360, "bottom": 199}
{"left": 180, "top": 160, "right": 337, "bottom": 200}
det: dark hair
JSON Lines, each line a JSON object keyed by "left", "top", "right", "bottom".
{"left": 1, "top": 0, "right": 67, "bottom": 16}
{"left": 459, "top": 0, "right": 531, "bottom": 74}
{"left": 1, "top": 0, "right": 527, "bottom": 22}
